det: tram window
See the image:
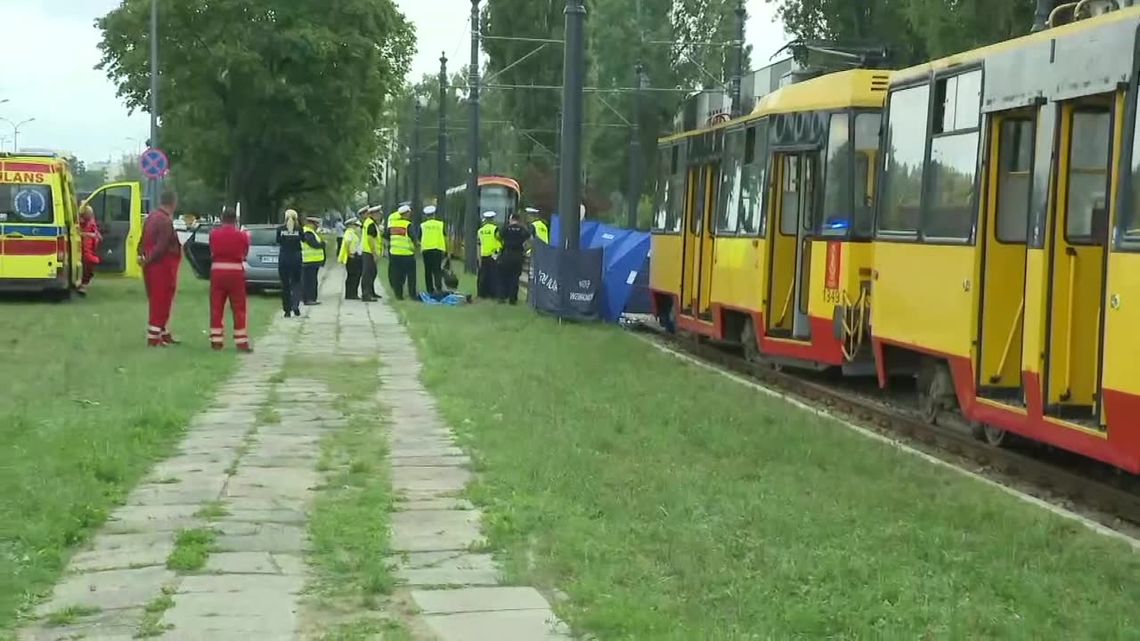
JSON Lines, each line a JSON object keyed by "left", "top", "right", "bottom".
{"left": 780, "top": 155, "right": 800, "bottom": 236}
{"left": 821, "top": 113, "right": 852, "bottom": 237}
{"left": 997, "top": 119, "right": 1034, "bottom": 243}
{"left": 934, "top": 71, "right": 982, "bottom": 134}
{"left": 717, "top": 130, "right": 744, "bottom": 233}
{"left": 926, "top": 131, "right": 980, "bottom": 240}
{"left": 653, "top": 147, "right": 671, "bottom": 231}
{"left": 1066, "top": 109, "right": 1112, "bottom": 244}
{"left": 740, "top": 122, "right": 767, "bottom": 235}
{"left": 853, "top": 113, "right": 881, "bottom": 237}
{"left": 1124, "top": 93, "right": 1140, "bottom": 248}
{"left": 879, "top": 84, "right": 929, "bottom": 235}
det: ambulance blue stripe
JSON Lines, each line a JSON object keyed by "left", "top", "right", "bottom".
{"left": 0, "top": 225, "right": 63, "bottom": 236}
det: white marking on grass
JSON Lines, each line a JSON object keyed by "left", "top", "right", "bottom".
{"left": 640, "top": 335, "right": 1140, "bottom": 551}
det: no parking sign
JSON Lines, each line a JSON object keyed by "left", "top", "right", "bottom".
{"left": 139, "top": 148, "right": 170, "bottom": 179}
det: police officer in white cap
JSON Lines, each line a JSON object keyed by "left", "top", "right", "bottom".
{"left": 476, "top": 210, "right": 501, "bottom": 299}
{"left": 419, "top": 205, "right": 447, "bottom": 295}
{"left": 360, "top": 205, "right": 383, "bottom": 301}
{"left": 383, "top": 203, "right": 419, "bottom": 300}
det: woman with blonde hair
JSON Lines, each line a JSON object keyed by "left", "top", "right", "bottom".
{"left": 77, "top": 205, "right": 102, "bottom": 296}
{"left": 275, "top": 208, "right": 304, "bottom": 317}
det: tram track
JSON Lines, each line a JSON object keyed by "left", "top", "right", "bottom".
{"left": 627, "top": 319, "right": 1140, "bottom": 539}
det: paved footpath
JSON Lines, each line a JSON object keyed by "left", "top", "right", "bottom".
{"left": 19, "top": 268, "right": 570, "bottom": 640}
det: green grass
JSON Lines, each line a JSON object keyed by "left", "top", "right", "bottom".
{"left": 136, "top": 589, "right": 175, "bottom": 637}
{"left": 193, "top": 501, "right": 229, "bottom": 520}
{"left": 0, "top": 269, "right": 275, "bottom": 632}
{"left": 166, "top": 528, "right": 217, "bottom": 572}
{"left": 319, "top": 618, "right": 413, "bottom": 641}
{"left": 42, "top": 605, "right": 101, "bottom": 628}
{"left": 290, "top": 356, "right": 405, "bottom": 633}
{"left": 388, "top": 270, "right": 1140, "bottom": 640}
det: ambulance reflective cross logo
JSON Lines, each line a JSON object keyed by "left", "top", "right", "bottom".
{"left": 13, "top": 188, "right": 47, "bottom": 220}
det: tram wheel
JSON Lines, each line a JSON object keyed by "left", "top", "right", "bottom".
{"left": 918, "top": 360, "right": 954, "bottom": 426}
{"left": 741, "top": 318, "right": 762, "bottom": 364}
{"left": 971, "top": 422, "right": 1009, "bottom": 447}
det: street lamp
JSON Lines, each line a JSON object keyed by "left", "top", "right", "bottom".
{"left": 0, "top": 117, "right": 35, "bottom": 152}
{"left": 412, "top": 95, "right": 427, "bottom": 226}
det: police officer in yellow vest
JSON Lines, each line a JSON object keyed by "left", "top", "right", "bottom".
{"left": 527, "top": 207, "right": 550, "bottom": 244}
{"left": 360, "top": 206, "right": 383, "bottom": 302}
{"left": 338, "top": 216, "right": 363, "bottom": 300}
{"left": 419, "top": 205, "right": 447, "bottom": 295}
{"left": 383, "top": 204, "right": 418, "bottom": 300}
{"left": 476, "top": 210, "right": 501, "bottom": 300}
{"left": 301, "top": 216, "right": 326, "bottom": 305}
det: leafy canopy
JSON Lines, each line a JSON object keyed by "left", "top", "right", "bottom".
{"left": 97, "top": 0, "right": 414, "bottom": 222}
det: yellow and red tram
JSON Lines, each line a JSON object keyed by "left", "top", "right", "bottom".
{"left": 870, "top": 6, "right": 1140, "bottom": 471}
{"left": 443, "top": 176, "right": 521, "bottom": 259}
{"left": 649, "top": 69, "right": 889, "bottom": 373}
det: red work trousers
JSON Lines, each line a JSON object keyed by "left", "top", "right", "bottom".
{"left": 144, "top": 258, "right": 180, "bottom": 345}
{"left": 209, "top": 269, "right": 250, "bottom": 350}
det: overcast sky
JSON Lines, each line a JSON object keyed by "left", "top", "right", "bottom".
{"left": 0, "top": 0, "right": 788, "bottom": 162}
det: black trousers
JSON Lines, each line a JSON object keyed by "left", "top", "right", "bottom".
{"left": 388, "top": 254, "right": 417, "bottom": 299}
{"left": 361, "top": 254, "right": 378, "bottom": 300}
{"left": 278, "top": 261, "right": 302, "bottom": 313}
{"left": 477, "top": 256, "right": 498, "bottom": 299}
{"left": 302, "top": 263, "right": 321, "bottom": 303}
{"left": 344, "top": 255, "right": 362, "bottom": 299}
{"left": 498, "top": 255, "right": 524, "bottom": 304}
{"left": 422, "top": 249, "right": 444, "bottom": 295}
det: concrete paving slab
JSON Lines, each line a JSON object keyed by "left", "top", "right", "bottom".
{"left": 423, "top": 610, "right": 573, "bottom": 641}
{"left": 36, "top": 567, "right": 174, "bottom": 614}
{"left": 411, "top": 587, "right": 552, "bottom": 614}
{"left": 391, "top": 465, "right": 472, "bottom": 493}
{"left": 395, "top": 553, "right": 500, "bottom": 586}
{"left": 390, "top": 510, "right": 482, "bottom": 552}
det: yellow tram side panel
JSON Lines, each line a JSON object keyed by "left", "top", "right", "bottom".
{"left": 871, "top": 242, "right": 978, "bottom": 359}
{"left": 709, "top": 236, "right": 766, "bottom": 313}
{"left": 1102, "top": 252, "right": 1140, "bottom": 402}
{"left": 649, "top": 233, "right": 683, "bottom": 300}
{"left": 805, "top": 240, "right": 873, "bottom": 321}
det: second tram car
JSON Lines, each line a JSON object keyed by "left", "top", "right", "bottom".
{"left": 443, "top": 176, "right": 521, "bottom": 259}
{"left": 650, "top": 69, "right": 890, "bottom": 373}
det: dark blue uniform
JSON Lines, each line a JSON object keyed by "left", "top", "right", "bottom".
{"left": 276, "top": 225, "right": 304, "bottom": 316}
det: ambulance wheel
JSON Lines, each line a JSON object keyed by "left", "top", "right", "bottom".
{"left": 971, "top": 422, "right": 1009, "bottom": 447}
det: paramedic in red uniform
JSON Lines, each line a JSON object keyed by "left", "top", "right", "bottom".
{"left": 138, "top": 191, "right": 183, "bottom": 347}
{"left": 209, "top": 208, "right": 253, "bottom": 352}
{"left": 77, "top": 205, "right": 101, "bottom": 296}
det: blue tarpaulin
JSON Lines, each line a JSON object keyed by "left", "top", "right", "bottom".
{"left": 547, "top": 215, "right": 651, "bottom": 322}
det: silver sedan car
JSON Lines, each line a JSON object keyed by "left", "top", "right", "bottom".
{"left": 184, "top": 224, "right": 283, "bottom": 292}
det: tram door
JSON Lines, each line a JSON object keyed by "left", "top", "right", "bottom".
{"left": 680, "top": 165, "right": 703, "bottom": 315}
{"left": 767, "top": 152, "right": 816, "bottom": 339}
{"left": 1044, "top": 95, "right": 1115, "bottom": 420}
{"left": 977, "top": 113, "right": 1034, "bottom": 402}
{"left": 681, "top": 163, "right": 717, "bottom": 318}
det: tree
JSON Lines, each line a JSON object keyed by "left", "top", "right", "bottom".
{"left": 70, "top": 159, "right": 108, "bottom": 193}
{"left": 97, "top": 0, "right": 414, "bottom": 222}
{"left": 480, "top": 0, "right": 749, "bottom": 221}
{"left": 771, "top": 0, "right": 1035, "bottom": 67}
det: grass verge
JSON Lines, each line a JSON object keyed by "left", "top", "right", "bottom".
{"left": 42, "top": 605, "right": 100, "bottom": 628}
{"left": 136, "top": 588, "right": 175, "bottom": 638}
{"left": 0, "top": 269, "right": 275, "bottom": 632}
{"left": 388, "top": 268, "right": 1140, "bottom": 640}
{"left": 286, "top": 355, "right": 408, "bottom": 636}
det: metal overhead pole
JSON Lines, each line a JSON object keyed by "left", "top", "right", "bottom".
{"left": 465, "top": 0, "right": 481, "bottom": 272}
{"left": 731, "top": 0, "right": 745, "bottom": 117}
{"left": 148, "top": 0, "right": 160, "bottom": 209}
{"left": 557, "top": 0, "right": 586, "bottom": 250}
{"left": 438, "top": 53, "right": 449, "bottom": 224}
{"left": 626, "top": 62, "right": 646, "bottom": 230}
{"left": 413, "top": 103, "right": 422, "bottom": 227}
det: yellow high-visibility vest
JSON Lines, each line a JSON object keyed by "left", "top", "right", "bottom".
{"left": 338, "top": 227, "right": 361, "bottom": 264}
{"left": 388, "top": 218, "right": 415, "bottom": 256}
{"left": 302, "top": 225, "right": 324, "bottom": 264}
{"left": 361, "top": 217, "right": 378, "bottom": 255}
{"left": 420, "top": 219, "right": 446, "bottom": 252}
{"left": 478, "top": 222, "right": 501, "bottom": 257}
{"left": 532, "top": 220, "right": 550, "bottom": 244}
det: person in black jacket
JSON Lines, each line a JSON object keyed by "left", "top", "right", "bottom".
{"left": 275, "top": 209, "right": 304, "bottom": 317}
